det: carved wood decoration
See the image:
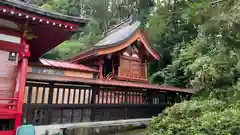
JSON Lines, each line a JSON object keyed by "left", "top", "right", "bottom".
{"left": 132, "top": 46, "right": 139, "bottom": 58}
{"left": 122, "top": 45, "right": 140, "bottom": 57}
{"left": 97, "top": 30, "right": 160, "bottom": 60}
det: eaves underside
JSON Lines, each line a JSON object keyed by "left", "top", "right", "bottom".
{"left": 1, "top": 0, "right": 89, "bottom": 25}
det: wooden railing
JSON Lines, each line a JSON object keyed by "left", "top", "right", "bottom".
{"left": 23, "top": 81, "right": 188, "bottom": 125}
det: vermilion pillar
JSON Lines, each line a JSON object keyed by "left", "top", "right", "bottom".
{"left": 14, "top": 38, "right": 30, "bottom": 132}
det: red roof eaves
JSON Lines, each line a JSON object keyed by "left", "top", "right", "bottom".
{"left": 39, "top": 58, "right": 98, "bottom": 72}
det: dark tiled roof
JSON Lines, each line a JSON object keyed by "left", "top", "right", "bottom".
{"left": 39, "top": 58, "right": 98, "bottom": 72}
{"left": 1, "top": 0, "right": 88, "bottom": 24}
{"left": 94, "top": 20, "right": 141, "bottom": 48}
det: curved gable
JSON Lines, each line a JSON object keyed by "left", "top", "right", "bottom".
{"left": 67, "top": 20, "right": 160, "bottom": 62}
{"left": 97, "top": 29, "right": 160, "bottom": 60}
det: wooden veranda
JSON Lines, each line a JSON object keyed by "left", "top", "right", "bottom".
{"left": 23, "top": 73, "right": 192, "bottom": 125}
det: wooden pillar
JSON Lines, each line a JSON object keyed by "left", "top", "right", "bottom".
{"left": 124, "top": 91, "right": 128, "bottom": 119}
{"left": 98, "top": 59, "right": 103, "bottom": 79}
{"left": 144, "top": 60, "right": 147, "bottom": 79}
{"left": 175, "top": 93, "right": 181, "bottom": 103}
{"left": 15, "top": 35, "right": 30, "bottom": 130}
{"left": 146, "top": 89, "right": 153, "bottom": 104}
{"left": 90, "top": 85, "right": 99, "bottom": 122}
{"left": 112, "top": 59, "right": 115, "bottom": 77}
{"left": 48, "top": 82, "right": 54, "bottom": 104}
{"left": 46, "top": 82, "right": 54, "bottom": 124}
{"left": 169, "top": 92, "right": 177, "bottom": 105}
{"left": 26, "top": 85, "right": 33, "bottom": 124}
{"left": 91, "top": 85, "right": 98, "bottom": 104}
{"left": 164, "top": 92, "right": 169, "bottom": 106}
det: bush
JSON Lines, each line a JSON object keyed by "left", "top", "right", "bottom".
{"left": 147, "top": 98, "right": 240, "bottom": 135}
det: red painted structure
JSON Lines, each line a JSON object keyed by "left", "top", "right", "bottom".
{"left": 0, "top": 0, "right": 87, "bottom": 60}
{"left": 0, "top": 36, "right": 29, "bottom": 135}
{"left": 38, "top": 58, "right": 98, "bottom": 72}
{"left": 0, "top": 1, "right": 87, "bottom": 134}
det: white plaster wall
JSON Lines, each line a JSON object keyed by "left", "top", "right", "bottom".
{"left": 0, "top": 33, "right": 21, "bottom": 44}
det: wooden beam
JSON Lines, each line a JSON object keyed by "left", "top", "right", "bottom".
{"left": 112, "top": 59, "right": 114, "bottom": 76}
{"left": 145, "top": 60, "right": 148, "bottom": 79}
{"left": 0, "top": 40, "right": 25, "bottom": 52}
{"left": 26, "top": 73, "right": 194, "bottom": 94}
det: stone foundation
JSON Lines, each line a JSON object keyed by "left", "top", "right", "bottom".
{"left": 35, "top": 118, "right": 150, "bottom": 135}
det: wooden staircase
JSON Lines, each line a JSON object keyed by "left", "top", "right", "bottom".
{"left": 105, "top": 72, "right": 113, "bottom": 80}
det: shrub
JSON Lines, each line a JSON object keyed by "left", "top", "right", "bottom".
{"left": 147, "top": 98, "right": 240, "bottom": 135}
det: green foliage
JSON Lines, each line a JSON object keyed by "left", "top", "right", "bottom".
{"left": 147, "top": 99, "right": 240, "bottom": 135}
{"left": 147, "top": 0, "right": 240, "bottom": 134}
{"left": 40, "top": 0, "right": 58, "bottom": 11}
{"left": 43, "top": 40, "right": 87, "bottom": 60}
{"left": 147, "top": 0, "right": 198, "bottom": 81}
{"left": 149, "top": 0, "right": 240, "bottom": 88}
{"left": 41, "top": 3, "right": 55, "bottom": 11}
{"left": 147, "top": 82, "right": 240, "bottom": 135}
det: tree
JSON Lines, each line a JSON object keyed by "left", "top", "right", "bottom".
{"left": 147, "top": 0, "right": 240, "bottom": 134}
{"left": 147, "top": 0, "right": 198, "bottom": 85}
{"left": 41, "top": 0, "right": 155, "bottom": 59}
{"left": 150, "top": 0, "right": 240, "bottom": 89}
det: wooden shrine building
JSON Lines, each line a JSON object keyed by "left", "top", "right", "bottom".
{"left": 0, "top": 0, "right": 194, "bottom": 134}
{"left": 68, "top": 20, "right": 160, "bottom": 82}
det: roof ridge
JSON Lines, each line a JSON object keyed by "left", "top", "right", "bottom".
{"left": 94, "top": 20, "right": 141, "bottom": 48}
{"left": 13, "top": 0, "right": 36, "bottom": 6}
{"left": 19, "top": 0, "right": 33, "bottom": 4}
{"left": 106, "top": 16, "right": 133, "bottom": 35}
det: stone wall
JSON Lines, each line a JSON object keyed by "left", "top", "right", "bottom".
{"left": 35, "top": 118, "right": 150, "bottom": 135}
